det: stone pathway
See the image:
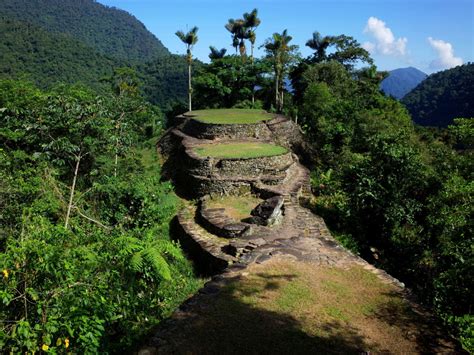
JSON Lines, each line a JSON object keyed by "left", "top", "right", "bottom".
{"left": 143, "top": 112, "right": 461, "bottom": 354}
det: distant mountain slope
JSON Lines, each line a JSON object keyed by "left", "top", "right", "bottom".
{"left": 380, "top": 67, "right": 427, "bottom": 99}
{"left": 0, "top": 18, "right": 119, "bottom": 91}
{"left": 402, "top": 64, "right": 474, "bottom": 127}
{"left": 138, "top": 56, "right": 190, "bottom": 109}
{"left": 0, "top": 0, "right": 169, "bottom": 63}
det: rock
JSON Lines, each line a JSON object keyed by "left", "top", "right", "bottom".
{"left": 250, "top": 196, "right": 284, "bottom": 226}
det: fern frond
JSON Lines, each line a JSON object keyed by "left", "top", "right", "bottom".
{"left": 130, "top": 251, "right": 144, "bottom": 273}
{"left": 154, "top": 240, "right": 185, "bottom": 262}
{"left": 144, "top": 248, "right": 171, "bottom": 281}
{"left": 116, "top": 235, "right": 142, "bottom": 255}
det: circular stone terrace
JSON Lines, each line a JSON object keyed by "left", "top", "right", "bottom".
{"left": 181, "top": 109, "right": 276, "bottom": 140}
{"left": 184, "top": 109, "right": 274, "bottom": 124}
{"left": 192, "top": 141, "right": 288, "bottom": 159}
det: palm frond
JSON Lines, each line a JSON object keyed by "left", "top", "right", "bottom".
{"left": 175, "top": 30, "right": 186, "bottom": 42}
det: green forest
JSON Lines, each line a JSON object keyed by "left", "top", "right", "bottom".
{"left": 403, "top": 63, "right": 474, "bottom": 127}
{"left": 0, "top": 0, "right": 169, "bottom": 62}
{"left": 0, "top": 1, "right": 472, "bottom": 353}
{"left": 0, "top": 0, "right": 189, "bottom": 110}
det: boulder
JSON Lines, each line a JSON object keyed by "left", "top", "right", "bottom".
{"left": 250, "top": 196, "right": 284, "bottom": 226}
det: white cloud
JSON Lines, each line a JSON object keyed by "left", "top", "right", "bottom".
{"left": 363, "top": 17, "right": 407, "bottom": 56}
{"left": 428, "top": 37, "right": 463, "bottom": 70}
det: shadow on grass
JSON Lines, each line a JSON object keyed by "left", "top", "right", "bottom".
{"left": 371, "top": 290, "right": 463, "bottom": 354}
{"left": 142, "top": 273, "right": 376, "bottom": 355}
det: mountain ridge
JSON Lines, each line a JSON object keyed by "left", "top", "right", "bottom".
{"left": 402, "top": 63, "right": 474, "bottom": 127}
{"left": 380, "top": 67, "right": 427, "bottom": 99}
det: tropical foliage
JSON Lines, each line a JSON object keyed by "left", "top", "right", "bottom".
{"left": 0, "top": 79, "right": 202, "bottom": 353}
{"left": 1, "top": 3, "right": 472, "bottom": 351}
{"left": 292, "top": 55, "right": 473, "bottom": 351}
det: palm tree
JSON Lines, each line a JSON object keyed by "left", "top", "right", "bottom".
{"left": 209, "top": 46, "right": 227, "bottom": 60}
{"left": 225, "top": 19, "right": 239, "bottom": 54}
{"left": 175, "top": 26, "right": 199, "bottom": 112}
{"left": 264, "top": 29, "right": 298, "bottom": 112}
{"left": 243, "top": 9, "right": 261, "bottom": 63}
{"left": 306, "top": 31, "right": 334, "bottom": 63}
{"left": 225, "top": 18, "right": 248, "bottom": 59}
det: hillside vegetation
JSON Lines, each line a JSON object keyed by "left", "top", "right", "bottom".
{"left": 0, "top": 0, "right": 189, "bottom": 108}
{"left": 0, "top": 18, "right": 119, "bottom": 91}
{"left": 0, "top": 0, "right": 169, "bottom": 63}
{"left": 0, "top": 79, "right": 202, "bottom": 353}
{"left": 402, "top": 63, "right": 474, "bottom": 126}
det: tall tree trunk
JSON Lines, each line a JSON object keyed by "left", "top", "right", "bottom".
{"left": 275, "top": 71, "right": 279, "bottom": 111}
{"left": 280, "top": 89, "right": 284, "bottom": 112}
{"left": 65, "top": 153, "right": 81, "bottom": 229}
{"left": 239, "top": 40, "right": 246, "bottom": 62}
{"left": 250, "top": 43, "right": 254, "bottom": 64}
{"left": 114, "top": 143, "right": 118, "bottom": 178}
{"left": 114, "top": 112, "right": 125, "bottom": 178}
{"left": 188, "top": 62, "right": 192, "bottom": 112}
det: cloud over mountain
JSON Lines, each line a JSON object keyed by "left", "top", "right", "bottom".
{"left": 428, "top": 37, "right": 463, "bottom": 71}
{"left": 363, "top": 17, "right": 407, "bottom": 56}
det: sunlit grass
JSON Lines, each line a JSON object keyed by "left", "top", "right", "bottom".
{"left": 207, "top": 195, "right": 263, "bottom": 221}
{"left": 159, "top": 259, "right": 446, "bottom": 353}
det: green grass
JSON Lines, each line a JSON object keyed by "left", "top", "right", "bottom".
{"left": 186, "top": 109, "right": 274, "bottom": 124}
{"left": 152, "top": 260, "right": 457, "bottom": 353}
{"left": 193, "top": 142, "right": 288, "bottom": 159}
{"left": 207, "top": 195, "right": 263, "bottom": 221}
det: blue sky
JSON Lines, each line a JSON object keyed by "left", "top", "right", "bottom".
{"left": 98, "top": 0, "right": 473, "bottom": 73}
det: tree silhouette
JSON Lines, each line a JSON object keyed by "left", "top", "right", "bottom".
{"left": 225, "top": 19, "right": 248, "bottom": 59}
{"left": 264, "top": 29, "right": 298, "bottom": 112}
{"left": 243, "top": 9, "right": 261, "bottom": 63}
{"left": 209, "top": 46, "right": 227, "bottom": 60}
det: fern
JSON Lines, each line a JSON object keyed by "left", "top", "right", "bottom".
{"left": 130, "top": 251, "right": 144, "bottom": 273}
{"left": 144, "top": 248, "right": 172, "bottom": 281}
{"left": 154, "top": 240, "right": 185, "bottom": 262}
{"left": 116, "top": 235, "right": 142, "bottom": 255}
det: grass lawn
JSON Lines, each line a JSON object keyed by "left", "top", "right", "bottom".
{"left": 193, "top": 142, "right": 287, "bottom": 159}
{"left": 156, "top": 258, "right": 457, "bottom": 354}
{"left": 186, "top": 109, "right": 274, "bottom": 124}
{"left": 207, "top": 195, "right": 263, "bottom": 222}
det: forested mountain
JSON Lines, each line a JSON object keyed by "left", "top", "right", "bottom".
{"left": 380, "top": 67, "right": 427, "bottom": 99}
{"left": 138, "top": 56, "right": 191, "bottom": 109}
{"left": 0, "top": 1, "right": 189, "bottom": 108}
{"left": 402, "top": 63, "right": 474, "bottom": 126}
{"left": 0, "top": 0, "right": 169, "bottom": 63}
{"left": 0, "top": 18, "right": 119, "bottom": 91}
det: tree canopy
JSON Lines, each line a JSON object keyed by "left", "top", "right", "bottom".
{"left": 402, "top": 63, "right": 474, "bottom": 127}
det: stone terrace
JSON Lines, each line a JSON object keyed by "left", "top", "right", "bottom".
{"left": 139, "top": 109, "right": 460, "bottom": 354}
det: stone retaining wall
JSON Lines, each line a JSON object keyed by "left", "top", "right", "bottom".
{"left": 198, "top": 198, "right": 251, "bottom": 238}
{"left": 171, "top": 211, "right": 236, "bottom": 274}
{"left": 183, "top": 146, "right": 293, "bottom": 178}
{"left": 182, "top": 118, "right": 273, "bottom": 140}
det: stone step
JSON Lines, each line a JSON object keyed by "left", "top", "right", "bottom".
{"left": 175, "top": 205, "right": 238, "bottom": 274}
